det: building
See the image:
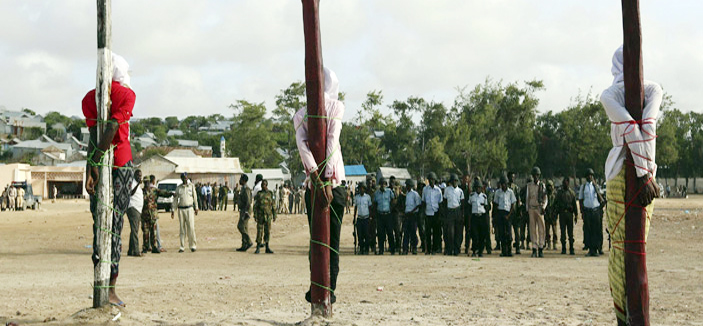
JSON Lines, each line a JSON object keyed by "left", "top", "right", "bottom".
{"left": 0, "top": 163, "right": 32, "bottom": 190}
{"left": 249, "top": 168, "right": 291, "bottom": 190}
{"left": 376, "top": 167, "right": 412, "bottom": 185}
{"left": 176, "top": 139, "right": 199, "bottom": 148}
{"left": 167, "top": 129, "right": 184, "bottom": 137}
{"left": 30, "top": 164, "right": 86, "bottom": 199}
{"left": 138, "top": 152, "right": 244, "bottom": 186}
{"left": 10, "top": 135, "right": 74, "bottom": 160}
{"left": 0, "top": 109, "right": 47, "bottom": 137}
{"left": 344, "top": 165, "right": 368, "bottom": 186}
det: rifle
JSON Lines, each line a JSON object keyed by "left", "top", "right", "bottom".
{"left": 353, "top": 216, "right": 358, "bottom": 255}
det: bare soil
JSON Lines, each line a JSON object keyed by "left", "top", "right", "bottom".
{"left": 1, "top": 196, "right": 702, "bottom": 325}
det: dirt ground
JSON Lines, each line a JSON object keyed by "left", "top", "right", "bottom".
{"left": 1, "top": 196, "right": 702, "bottom": 325}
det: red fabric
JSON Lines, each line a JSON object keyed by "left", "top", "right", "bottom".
{"left": 82, "top": 81, "right": 135, "bottom": 167}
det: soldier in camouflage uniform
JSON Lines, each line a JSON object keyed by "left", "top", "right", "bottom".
{"left": 141, "top": 176, "right": 173, "bottom": 254}
{"left": 544, "top": 180, "right": 558, "bottom": 250}
{"left": 555, "top": 177, "right": 578, "bottom": 255}
{"left": 254, "top": 180, "right": 277, "bottom": 254}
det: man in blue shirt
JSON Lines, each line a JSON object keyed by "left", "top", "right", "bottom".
{"left": 443, "top": 174, "right": 465, "bottom": 256}
{"left": 402, "top": 179, "right": 422, "bottom": 255}
{"left": 354, "top": 183, "right": 373, "bottom": 255}
{"left": 422, "top": 172, "right": 443, "bottom": 255}
{"left": 374, "top": 178, "right": 396, "bottom": 255}
{"left": 493, "top": 175, "right": 517, "bottom": 257}
{"left": 468, "top": 179, "right": 490, "bottom": 257}
{"left": 579, "top": 168, "right": 605, "bottom": 257}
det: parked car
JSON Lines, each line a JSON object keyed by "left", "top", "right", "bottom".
{"left": 10, "top": 181, "right": 41, "bottom": 210}
{"left": 155, "top": 179, "right": 181, "bottom": 211}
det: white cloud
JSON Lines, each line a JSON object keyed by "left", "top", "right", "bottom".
{"left": 0, "top": 0, "right": 700, "bottom": 122}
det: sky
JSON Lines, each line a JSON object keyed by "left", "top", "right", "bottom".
{"left": 0, "top": 0, "right": 701, "bottom": 122}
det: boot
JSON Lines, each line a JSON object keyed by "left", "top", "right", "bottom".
{"left": 494, "top": 243, "right": 501, "bottom": 251}
{"left": 504, "top": 242, "right": 513, "bottom": 257}
{"left": 520, "top": 241, "right": 525, "bottom": 250}
{"left": 531, "top": 248, "right": 537, "bottom": 257}
{"left": 255, "top": 244, "right": 261, "bottom": 254}
{"left": 538, "top": 248, "right": 544, "bottom": 258}
{"left": 265, "top": 244, "right": 274, "bottom": 254}
{"left": 515, "top": 242, "right": 521, "bottom": 255}
{"left": 561, "top": 242, "right": 567, "bottom": 255}
{"left": 553, "top": 239, "right": 558, "bottom": 251}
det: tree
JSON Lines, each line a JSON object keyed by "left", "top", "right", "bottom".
{"left": 165, "top": 116, "right": 179, "bottom": 129}
{"left": 274, "top": 82, "right": 306, "bottom": 176}
{"left": 228, "top": 100, "right": 282, "bottom": 170}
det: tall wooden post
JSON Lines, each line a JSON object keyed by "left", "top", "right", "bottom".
{"left": 621, "top": 0, "right": 649, "bottom": 324}
{"left": 93, "top": 0, "right": 114, "bottom": 308}
{"left": 301, "top": 0, "right": 332, "bottom": 318}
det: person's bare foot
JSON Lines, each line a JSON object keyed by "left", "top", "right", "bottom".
{"left": 108, "top": 290, "right": 125, "bottom": 307}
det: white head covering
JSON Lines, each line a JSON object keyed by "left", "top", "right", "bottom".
{"left": 112, "top": 53, "right": 131, "bottom": 88}
{"left": 323, "top": 67, "right": 339, "bottom": 101}
{"left": 611, "top": 45, "right": 624, "bottom": 86}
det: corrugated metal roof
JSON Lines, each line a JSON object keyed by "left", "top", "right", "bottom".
{"left": 166, "top": 156, "right": 243, "bottom": 174}
{"left": 377, "top": 167, "right": 412, "bottom": 180}
{"left": 251, "top": 168, "right": 288, "bottom": 181}
{"left": 344, "top": 165, "right": 367, "bottom": 176}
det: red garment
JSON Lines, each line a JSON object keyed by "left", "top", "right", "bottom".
{"left": 82, "top": 81, "right": 135, "bottom": 167}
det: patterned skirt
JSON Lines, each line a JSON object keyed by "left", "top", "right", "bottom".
{"left": 606, "top": 167, "right": 654, "bottom": 322}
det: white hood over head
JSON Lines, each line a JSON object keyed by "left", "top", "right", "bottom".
{"left": 324, "top": 67, "right": 339, "bottom": 101}
{"left": 112, "top": 53, "right": 131, "bottom": 88}
{"left": 611, "top": 45, "right": 624, "bottom": 86}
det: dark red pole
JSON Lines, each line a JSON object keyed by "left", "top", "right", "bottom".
{"left": 621, "top": 0, "right": 649, "bottom": 325}
{"left": 301, "top": 0, "right": 332, "bottom": 317}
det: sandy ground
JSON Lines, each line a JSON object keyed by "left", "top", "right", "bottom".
{"left": 1, "top": 196, "right": 702, "bottom": 326}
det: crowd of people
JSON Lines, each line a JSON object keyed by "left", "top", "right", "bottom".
{"left": 1, "top": 184, "right": 25, "bottom": 211}
{"left": 348, "top": 167, "right": 607, "bottom": 258}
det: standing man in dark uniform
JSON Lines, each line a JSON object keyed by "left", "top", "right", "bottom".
{"left": 416, "top": 177, "right": 427, "bottom": 253}
{"left": 421, "top": 172, "right": 443, "bottom": 255}
{"left": 402, "top": 179, "right": 421, "bottom": 255}
{"left": 374, "top": 178, "right": 396, "bottom": 255}
{"left": 544, "top": 180, "right": 558, "bottom": 250}
{"left": 236, "top": 175, "right": 253, "bottom": 252}
{"left": 468, "top": 179, "right": 489, "bottom": 257}
{"left": 579, "top": 168, "right": 605, "bottom": 257}
{"left": 555, "top": 177, "right": 578, "bottom": 255}
{"left": 442, "top": 174, "right": 464, "bottom": 256}
{"left": 508, "top": 172, "right": 522, "bottom": 254}
{"left": 389, "top": 176, "right": 404, "bottom": 253}
{"left": 493, "top": 175, "right": 517, "bottom": 257}
{"left": 459, "top": 174, "right": 472, "bottom": 255}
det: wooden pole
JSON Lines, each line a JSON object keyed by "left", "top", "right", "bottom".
{"left": 93, "top": 0, "right": 113, "bottom": 308}
{"left": 621, "top": 0, "right": 649, "bottom": 324}
{"left": 301, "top": 0, "right": 332, "bottom": 318}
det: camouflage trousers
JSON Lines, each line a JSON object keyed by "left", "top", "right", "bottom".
{"left": 256, "top": 215, "right": 272, "bottom": 245}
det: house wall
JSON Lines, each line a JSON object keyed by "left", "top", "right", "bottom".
{"left": 137, "top": 157, "right": 177, "bottom": 181}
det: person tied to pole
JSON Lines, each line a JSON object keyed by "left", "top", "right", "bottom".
{"left": 172, "top": 172, "right": 199, "bottom": 253}
{"left": 82, "top": 53, "right": 135, "bottom": 308}
{"left": 295, "top": 67, "right": 346, "bottom": 305}
{"left": 601, "top": 45, "right": 662, "bottom": 325}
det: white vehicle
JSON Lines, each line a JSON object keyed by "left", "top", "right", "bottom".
{"left": 156, "top": 179, "right": 182, "bottom": 211}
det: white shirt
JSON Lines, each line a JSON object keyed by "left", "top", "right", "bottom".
{"left": 422, "top": 185, "right": 442, "bottom": 216}
{"left": 294, "top": 70, "right": 346, "bottom": 189}
{"left": 600, "top": 81, "right": 662, "bottom": 181}
{"left": 444, "top": 186, "right": 464, "bottom": 209}
{"left": 468, "top": 192, "right": 487, "bottom": 214}
{"left": 579, "top": 182, "right": 601, "bottom": 209}
{"left": 128, "top": 179, "right": 143, "bottom": 213}
{"left": 493, "top": 188, "right": 516, "bottom": 212}
{"left": 252, "top": 181, "right": 262, "bottom": 199}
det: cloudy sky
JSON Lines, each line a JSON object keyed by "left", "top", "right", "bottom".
{"left": 0, "top": 1, "right": 701, "bottom": 122}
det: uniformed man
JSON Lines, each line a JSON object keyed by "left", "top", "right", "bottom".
{"left": 416, "top": 177, "right": 427, "bottom": 253}
{"left": 253, "top": 180, "right": 276, "bottom": 254}
{"left": 468, "top": 179, "right": 490, "bottom": 257}
{"left": 421, "top": 172, "right": 443, "bottom": 255}
{"left": 402, "top": 179, "right": 421, "bottom": 255}
{"left": 459, "top": 174, "right": 472, "bottom": 254}
{"left": 353, "top": 183, "right": 373, "bottom": 255}
{"left": 218, "top": 182, "right": 230, "bottom": 211}
{"left": 16, "top": 186, "right": 25, "bottom": 210}
{"left": 493, "top": 175, "right": 517, "bottom": 257}
{"left": 579, "top": 168, "right": 605, "bottom": 257}
{"left": 389, "top": 176, "right": 404, "bottom": 252}
{"left": 544, "top": 180, "right": 558, "bottom": 251}
{"left": 8, "top": 185, "right": 16, "bottom": 211}
{"left": 366, "top": 176, "right": 378, "bottom": 254}
{"left": 171, "top": 172, "right": 199, "bottom": 253}
{"left": 143, "top": 177, "right": 172, "bottom": 254}
{"left": 555, "top": 177, "right": 578, "bottom": 255}
{"left": 525, "top": 166, "right": 548, "bottom": 258}
{"left": 507, "top": 172, "right": 522, "bottom": 254}
{"left": 374, "top": 178, "right": 396, "bottom": 255}
{"left": 236, "top": 175, "right": 253, "bottom": 252}
{"left": 443, "top": 174, "right": 464, "bottom": 256}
